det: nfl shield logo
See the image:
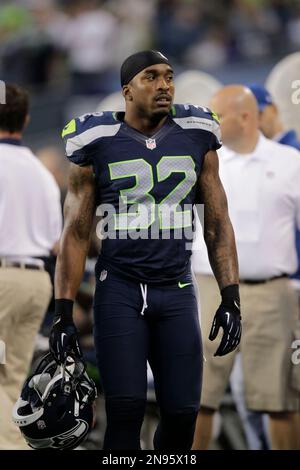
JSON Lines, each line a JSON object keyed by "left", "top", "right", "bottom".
{"left": 37, "top": 420, "right": 46, "bottom": 430}
{"left": 146, "top": 138, "right": 156, "bottom": 150}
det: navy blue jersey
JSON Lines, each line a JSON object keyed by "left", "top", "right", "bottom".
{"left": 62, "top": 104, "right": 221, "bottom": 283}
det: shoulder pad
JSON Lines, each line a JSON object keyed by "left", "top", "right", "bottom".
{"left": 62, "top": 111, "right": 121, "bottom": 165}
{"left": 172, "top": 103, "right": 219, "bottom": 122}
{"left": 172, "top": 104, "right": 221, "bottom": 146}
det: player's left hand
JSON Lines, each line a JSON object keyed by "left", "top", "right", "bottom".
{"left": 209, "top": 285, "right": 242, "bottom": 356}
{"left": 49, "top": 299, "right": 82, "bottom": 364}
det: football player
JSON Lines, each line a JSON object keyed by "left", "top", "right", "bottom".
{"left": 50, "top": 50, "right": 241, "bottom": 450}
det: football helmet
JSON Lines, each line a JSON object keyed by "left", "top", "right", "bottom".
{"left": 12, "top": 353, "right": 97, "bottom": 450}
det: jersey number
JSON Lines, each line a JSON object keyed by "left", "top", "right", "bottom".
{"left": 108, "top": 156, "right": 196, "bottom": 229}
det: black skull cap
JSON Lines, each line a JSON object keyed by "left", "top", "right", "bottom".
{"left": 120, "top": 50, "right": 171, "bottom": 87}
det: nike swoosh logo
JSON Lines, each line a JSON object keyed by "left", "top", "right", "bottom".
{"left": 225, "top": 312, "right": 230, "bottom": 324}
{"left": 233, "top": 300, "right": 240, "bottom": 310}
{"left": 178, "top": 282, "right": 192, "bottom": 288}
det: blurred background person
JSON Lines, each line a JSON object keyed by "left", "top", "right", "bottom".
{"left": 59, "top": 0, "right": 119, "bottom": 96}
{"left": 192, "top": 85, "right": 300, "bottom": 450}
{"left": 228, "top": 83, "right": 300, "bottom": 450}
{"left": 0, "top": 84, "right": 62, "bottom": 449}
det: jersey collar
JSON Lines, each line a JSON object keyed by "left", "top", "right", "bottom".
{"left": 117, "top": 113, "right": 176, "bottom": 148}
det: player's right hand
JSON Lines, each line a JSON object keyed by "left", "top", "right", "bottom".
{"left": 49, "top": 299, "right": 82, "bottom": 363}
{"left": 209, "top": 284, "right": 242, "bottom": 357}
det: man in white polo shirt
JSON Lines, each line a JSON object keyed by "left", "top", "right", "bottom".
{"left": 0, "top": 84, "right": 62, "bottom": 449}
{"left": 192, "top": 85, "right": 300, "bottom": 450}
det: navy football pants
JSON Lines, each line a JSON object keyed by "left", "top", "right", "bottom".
{"left": 93, "top": 269, "right": 203, "bottom": 450}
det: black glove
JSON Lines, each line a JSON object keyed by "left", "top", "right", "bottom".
{"left": 209, "top": 284, "right": 242, "bottom": 357}
{"left": 49, "top": 299, "right": 82, "bottom": 363}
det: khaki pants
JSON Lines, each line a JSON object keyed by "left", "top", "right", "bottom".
{"left": 197, "top": 274, "right": 300, "bottom": 412}
{"left": 0, "top": 267, "right": 52, "bottom": 449}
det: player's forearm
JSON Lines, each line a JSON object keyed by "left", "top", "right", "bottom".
{"left": 204, "top": 215, "right": 239, "bottom": 290}
{"left": 55, "top": 164, "right": 96, "bottom": 301}
{"left": 55, "top": 229, "right": 90, "bottom": 300}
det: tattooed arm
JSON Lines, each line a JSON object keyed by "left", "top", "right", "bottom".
{"left": 196, "top": 150, "right": 241, "bottom": 357}
{"left": 55, "top": 163, "right": 96, "bottom": 300}
{"left": 198, "top": 150, "right": 239, "bottom": 289}
{"left": 49, "top": 164, "right": 96, "bottom": 362}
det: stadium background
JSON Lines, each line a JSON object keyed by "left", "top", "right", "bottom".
{"left": 1, "top": 0, "right": 299, "bottom": 450}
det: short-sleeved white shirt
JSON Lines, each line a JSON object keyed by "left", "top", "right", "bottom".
{"left": 0, "top": 141, "right": 62, "bottom": 259}
{"left": 192, "top": 134, "right": 300, "bottom": 279}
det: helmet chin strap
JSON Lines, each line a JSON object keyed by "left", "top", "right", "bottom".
{"left": 74, "top": 397, "right": 80, "bottom": 417}
{"left": 41, "top": 373, "right": 63, "bottom": 401}
{"left": 29, "top": 373, "right": 52, "bottom": 398}
{"left": 61, "top": 355, "right": 82, "bottom": 396}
